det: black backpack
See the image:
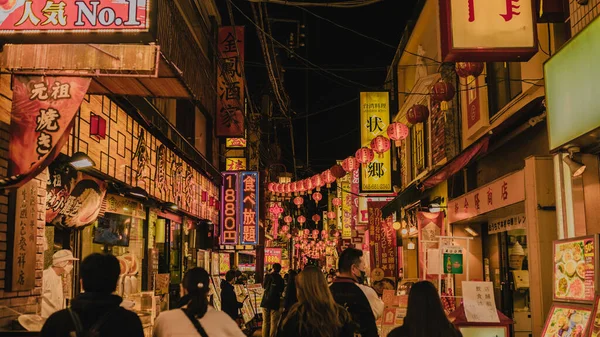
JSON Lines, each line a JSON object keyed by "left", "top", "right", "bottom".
{"left": 67, "top": 308, "right": 119, "bottom": 337}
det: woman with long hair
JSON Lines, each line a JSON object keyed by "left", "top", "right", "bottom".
{"left": 276, "top": 267, "right": 355, "bottom": 337}
{"left": 387, "top": 281, "right": 462, "bottom": 337}
{"left": 283, "top": 270, "right": 298, "bottom": 312}
{"left": 153, "top": 267, "right": 245, "bottom": 337}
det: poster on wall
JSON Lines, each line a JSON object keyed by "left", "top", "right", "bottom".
{"left": 217, "top": 26, "right": 245, "bottom": 137}
{"left": 239, "top": 172, "right": 259, "bottom": 245}
{"left": 541, "top": 303, "right": 592, "bottom": 337}
{"left": 6, "top": 76, "right": 91, "bottom": 189}
{"left": 553, "top": 235, "right": 598, "bottom": 303}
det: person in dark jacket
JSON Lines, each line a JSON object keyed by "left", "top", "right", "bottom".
{"left": 282, "top": 270, "right": 298, "bottom": 312}
{"left": 40, "top": 253, "right": 144, "bottom": 337}
{"left": 221, "top": 270, "right": 244, "bottom": 320}
{"left": 388, "top": 281, "right": 462, "bottom": 337}
{"left": 260, "top": 263, "right": 284, "bottom": 337}
{"left": 329, "top": 248, "right": 383, "bottom": 337}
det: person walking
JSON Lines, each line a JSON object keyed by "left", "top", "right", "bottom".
{"left": 329, "top": 248, "right": 384, "bottom": 337}
{"left": 280, "top": 269, "right": 298, "bottom": 322}
{"left": 40, "top": 253, "right": 144, "bottom": 337}
{"left": 276, "top": 267, "right": 355, "bottom": 337}
{"left": 153, "top": 267, "right": 245, "bottom": 337}
{"left": 387, "top": 281, "right": 462, "bottom": 337}
{"left": 221, "top": 270, "right": 244, "bottom": 320}
{"left": 260, "top": 263, "right": 284, "bottom": 337}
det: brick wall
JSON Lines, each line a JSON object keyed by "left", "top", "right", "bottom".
{"left": 570, "top": 0, "right": 600, "bottom": 34}
{"left": 0, "top": 74, "right": 46, "bottom": 328}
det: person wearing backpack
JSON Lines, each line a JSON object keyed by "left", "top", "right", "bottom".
{"left": 153, "top": 267, "right": 245, "bottom": 337}
{"left": 260, "top": 263, "right": 284, "bottom": 337}
{"left": 40, "top": 253, "right": 144, "bottom": 337}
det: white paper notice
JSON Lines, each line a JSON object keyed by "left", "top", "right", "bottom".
{"left": 462, "top": 281, "right": 500, "bottom": 323}
{"left": 427, "top": 248, "right": 440, "bottom": 275}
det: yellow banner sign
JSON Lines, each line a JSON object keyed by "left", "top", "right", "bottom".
{"left": 359, "top": 92, "right": 392, "bottom": 192}
{"left": 226, "top": 138, "right": 247, "bottom": 148}
{"left": 341, "top": 175, "right": 352, "bottom": 239}
{"left": 225, "top": 157, "right": 247, "bottom": 171}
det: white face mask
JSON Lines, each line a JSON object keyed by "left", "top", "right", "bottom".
{"left": 63, "top": 263, "right": 73, "bottom": 275}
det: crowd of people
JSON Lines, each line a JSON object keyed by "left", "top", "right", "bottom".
{"left": 38, "top": 247, "right": 462, "bottom": 337}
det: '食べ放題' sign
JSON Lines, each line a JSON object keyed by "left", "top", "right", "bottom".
{"left": 240, "top": 172, "right": 259, "bottom": 245}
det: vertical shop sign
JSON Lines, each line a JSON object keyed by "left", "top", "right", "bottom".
{"left": 217, "top": 26, "right": 245, "bottom": 137}
{"left": 220, "top": 172, "right": 239, "bottom": 245}
{"left": 7, "top": 76, "right": 91, "bottom": 189}
{"left": 8, "top": 179, "right": 38, "bottom": 291}
{"left": 225, "top": 157, "right": 247, "bottom": 171}
{"left": 341, "top": 175, "right": 352, "bottom": 239}
{"left": 367, "top": 201, "right": 397, "bottom": 278}
{"left": 351, "top": 170, "right": 359, "bottom": 230}
{"left": 359, "top": 92, "right": 392, "bottom": 193}
{"left": 240, "top": 171, "right": 259, "bottom": 245}
{"left": 226, "top": 138, "right": 247, "bottom": 148}
{"left": 417, "top": 212, "right": 445, "bottom": 281}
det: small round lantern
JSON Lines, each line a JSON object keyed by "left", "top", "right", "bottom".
{"left": 286, "top": 233, "right": 292, "bottom": 239}
{"left": 341, "top": 156, "right": 359, "bottom": 172}
{"left": 303, "top": 228, "right": 310, "bottom": 235}
{"left": 330, "top": 164, "right": 346, "bottom": 179}
{"left": 455, "top": 62, "right": 484, "bottom": 80}
{"left": 305, "top": 178, "right": 314, "bottom": 194}
{"left": 312, "top": 175, "right": 324, "bottom": 191}
{"left": 431, "top": 81, "right": 456, "bottom": 112}
{"left": 268, "top": 182, "right": 276, "bottom": 194}
{"left": 407, "top": 104, "right": 429, "bottom": 124}
{"left": 312, "top": 229, "right": 320, "bottom": 237}
{"left": 293, "top": 196, "right": 304, "bottom": 209}
{"left": 284, "top": 183, "right": 292, "bottom": 196}
{"left": 284, "top": 215, "right": 293, "bottom": 224}
{"left": 327, "top": 211, "right": 336, "bottom": 220}
{"left": 312, "top": 214, "right": 321, "bottom": 223}
{"left": 277, "top": 184, "right": 285, "bottom": 196}
{"left": 321, "top": 170, "right": 336, "bottom": 188}
{"left": 312, "top": 191, "right": 323, "bottom": 204}
{"left": 332, "top": 197, "right": 342, "bottom": 207}
{"left": 297, "top": 180, "right": 306, "bottom": 195}
{"left": 387, "top": 122, "right": 409, "bottom": 146}
{"left": 370, "top": 135, "right": 391, "bottom": 158}
{"left": 281, "top": 225, "right": 289, "bottom": 233}
{"left": 321, "top": 229, "right": 328, "bottom": 237}
{"left": 356, "top": 147, "right": 375, "bottom": 164}
{"left": 298, "top": 215, "right": 306, "bottom": 225}
{"left": 291, "top": 182, "right": 298, "bottom": 196}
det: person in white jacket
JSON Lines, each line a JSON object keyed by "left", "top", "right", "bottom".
{"left": 153, "top": 267, "right": 245, "bottom": 337}
{"left": 41, "top": 250, "right": 78, "bottom": 318}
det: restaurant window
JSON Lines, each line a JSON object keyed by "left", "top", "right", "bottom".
{"left": 410, "top": 121, "right": 428, "bottom": 179}
{"left": 486, "top": 62, "right": 522, "bottom": 119}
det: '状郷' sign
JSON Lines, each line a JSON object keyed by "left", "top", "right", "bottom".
{"left": 439, "top": 0, "right": 538, "bottom": 62}
{"left": 0, "top": 0, "right": 153, "bottom": 42}
{"left": 220, "top": 172, "right": 239, "bottom": 245}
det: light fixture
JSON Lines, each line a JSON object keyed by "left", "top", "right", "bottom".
{"left": 163, "top": 202, "right": 179, "bottom": 211}
{"left": 407, "top": 240, "right": 416, "bottom": 250}
{"left": 70, "top": 152, "right": 95, "bottom": 169}
{"left": 464, "top": 226, "right": 479, "bottom": 237}
{"left": 392, "top": 221, "right": 401, "bottom": 230}
{"left": 428, "top": 203, "right": 442, "bottom": 213}
{"left": 400, "top": 228, "right": 409, "bottom": 236}
{"left": 563, "top": 147, "right": 586, "bottom": 177}
{"left": 127, "top": 186, "right": 148, "bottom": 199}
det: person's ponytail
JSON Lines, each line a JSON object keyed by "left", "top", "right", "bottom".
{"left": 182, "top": 268, "right": 211, "bottom": 319}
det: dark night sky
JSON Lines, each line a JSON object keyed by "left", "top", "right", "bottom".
{"left": 219, "top": 0, "right": 419, "bottom": 177}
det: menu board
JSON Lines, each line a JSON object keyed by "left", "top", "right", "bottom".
{"left": 541, "top": 304, "right": 592, "bottom": 337}
{"left": 554, "top": 236, "right": 597, "bottom": 303}
{"left": 589, "top": 296, "right": 600, "bottom": 337}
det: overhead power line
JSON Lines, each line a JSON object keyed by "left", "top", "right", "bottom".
{"left": 246, "top": 0, "right": 383, "bottom": 8}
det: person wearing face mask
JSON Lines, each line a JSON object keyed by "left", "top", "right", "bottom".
{"left": 329, "top": 248, "right": 384, "bottom": 337}
{"left": 41, "top": 249, "right": 79, "bottom": 318}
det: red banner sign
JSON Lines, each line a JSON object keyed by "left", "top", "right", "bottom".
{"left": 367, "top": 201, "right": 397, "bottom": 279}
{"left": 264, "top": 248, "right": 282, "bottom": 265}
{"left": 240, "top": 171, "right": 258, "bottom": 245}
{"left": 7, "top": 75, "right": 91, "bottom": 189}
{"left": 216, "top": 26, "right": 245, "bottom": 137}
{"left": 220, "top": 172, "right": 238, "bottom": 245}
{"left": 0, "top": 1, "right": 151, "bottom": 37}
{"left": 417, "top": 212, "right": 445, "bottom": 281}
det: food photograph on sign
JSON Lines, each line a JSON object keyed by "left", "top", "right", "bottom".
{"left": 542, "top": 304, "right": 592, "bottom": 337}
{"left": 554, "top": 236, "right": 596, "bottom": 302}
{"left": 588, "top": 296, "right": 600, "bottom": 337}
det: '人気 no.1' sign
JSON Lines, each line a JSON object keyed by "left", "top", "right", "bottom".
{"left": 439, "top": 0, "right": 538, "bottom": 62}
{"left": 0, "top": 0, "right": 153, "bottom": 42}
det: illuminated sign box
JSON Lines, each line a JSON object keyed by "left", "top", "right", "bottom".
{"left": 239, "top": 171, "right": 259, "bottom": 245}
{"left": 220, "top": 172, "right": 239, "bottom": 245}
{"left": 0, "top": 0, "right": 156, "bottom": 43}
{"left": 439, "top": 0, "right": 538, "bottom": 62}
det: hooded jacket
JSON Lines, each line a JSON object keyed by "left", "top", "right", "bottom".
{"left": 40, "top": 292, "right": 144, "bottom": 337}
{"left": 329, "top": 277, "right": 380, "bottom": 337}
{"left": 221, "top": 279, "right": 243, "bottom": 319}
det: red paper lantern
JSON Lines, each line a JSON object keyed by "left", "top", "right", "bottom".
{"left": 431, "top": 81, "right": 456, "bottom": 102}
{"left": 312, "top": 175, "right": 324, "bottom": 191}
{"left": 277, "top": 184, "right": 284, "bottom": 195}
{"left": 297, "top": 180, "right": 306, "bottom": 194}
{"left": 286, "top": 233, "right": 292, "bottom": 239}
{"left": 387, "top": 122, "right": 409, "bottom": 146}
{"left": 321, "top": 170, "right": 336, "bottom": 188}
{"left": 281, "top": 225, "right": 289, "bottom": 232}
{"left": 284, "top": 215, "right": 293, "bottom": 224}
{"left": 312, "top": 214, "right": 321, "bottom": 223}
{"left": 293, "top": 196, "right": 304, "bottom": 208}
{"left": 305, "top": 178, "right": 314, "bottom": 194}
{"left": 298, "top": 216, "right": 306, "bottom": 224}
{"left": 268, "top": 182, "right": 276, "bottom": 193}
{"left": 284, "top": 183, "right": 292, "bottom": 196}
{"left": 332, "top": 197, "right": 342, "bottom": 207}
{"left": 341, "top": 157, "right": 359, "bottom": 172}
{"left": 312, "top": 191, "right": 323, "bottom": 203}
{"left": 370, "top": 135, "right": 391, "bottom": 157}
{"left": 407, "top": 104, "right": 429, "bottom": 124}
{"left": 455, "top": 62, "right": 484, "bottom": 78}
{"left": 355, "top": 147, "right": 375, "bottom": 164}
{"left": 291, "top": 182, "right": 298, "bottom": 195}
{"left": 327, "top": 211, "right": 336, "bottom": 220}
{"left": 330, "top": 164, "right": 346, "bottom": 179}
{"left": 321, "top": 229, "right": 328, "bottom": 237}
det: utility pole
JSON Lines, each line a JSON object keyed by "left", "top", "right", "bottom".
{"left": 303, "top": 13, "right": 309, "bottom": 171}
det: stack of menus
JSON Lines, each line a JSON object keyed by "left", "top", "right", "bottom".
{"left": 541, "top": 235, "right": 599, "bottom": 337}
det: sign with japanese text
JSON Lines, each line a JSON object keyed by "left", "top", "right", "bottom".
{"left": 102, "top": 194, "right": 146, "bottom": 219}
{"left": 359, "top": 195, "right": 394, "bottom": 224}
{"left": 226, "top": 138, "right": 247, "bottom": 148}
{"left": 264, "top": 248, "right": 282, "bottom": 266}
{"left": 417, "top": 212, "right": 445, "bottom": 281}
{"left": 217, "top": 26, "right": 245, "bottom": 137}
{"left": 220, "top": 172, "right": 239, "bottom": 245}
{"left": 351, "top": 170, "right": 359, "bottom": 229}
{"left": 462, "top": 281, "right": 500, "bottom": 323}
{"left": 239, "top": 171, "right": 259, "bottom": 245}
{"left": 47, "top": 172, "right": 106, "bottom": 228}
{"left": 448, "top": 170, "right": 525, "bottom": 223}
{"left": 8, "top": 179, "right": 38, "bottom": 291}
{"left": 7, "top": 76, "right": 91, "bottom": 189}
{"left": 440, "top": 0, "right": 538, "bottom": 61}
{"left": 225, "top": 157, "right": 247, "bottom": 171}
{"left": 359, "top": 92, "right": 392, "bottom": 193}
{"left": 0, "top": 0, "right": 154, "bottom": 42}
{"left": 341, "top": 175, "right": 352, "bottom": 239}
{"left": 488, "top": 213, "right": 525, "bottom": 234}
{"left": 367, "top": 201, "right": 397, "bottom": 278}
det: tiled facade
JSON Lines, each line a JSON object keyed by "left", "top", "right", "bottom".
{"left": 570, "top": 0, "right": 600, "bottom": 34}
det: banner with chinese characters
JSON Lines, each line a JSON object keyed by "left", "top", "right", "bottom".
{"left": 7, "top": 76, "right": 91, "bottom": 189}
{"left": 239, "top": 171, "right": 259, "bottom": 245}
{"left": 226, "top": 138, "right": 247, "bottom": 148}
{"left": 439, "top": 0, "right": 538, "bottom": 61}
{"left": 264, "top": 248, "right": 282, "bottom": 266}
{"left": 220, "top": 172, "right": 239, "bottom": 245}
{"left": 359, "top": 92, "right": 392, "bottom": 193}
{"left": 217, "top": 26, "right": 245, "bottom": 137}
{"left": 351, "top": 170, "right": 359, "bottom": 230}
{"left": 0, "top": 0, "right": 154, "bottom": 42}
{"left": 367, "top": 201, "right": 397, "bottom": 279}
{"left": 225, "top": 157, "right": 247, "bottom": 171}
{"left": 8, "top": 179, "right": 38, "bottom": 291}
{"left": 417, "top": 212, "right": 445, "bottom": 281}
{"left": 341, "top": 175, "right": 352, "bottom": 239}
{"left": 448, "top": 170, "right": 525, "bottom": 223}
